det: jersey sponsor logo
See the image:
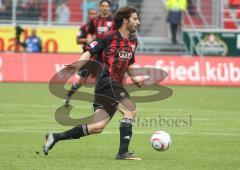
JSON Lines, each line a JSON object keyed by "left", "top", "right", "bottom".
{"left": 118, "top": 51, "right": 133, "bottom": 60}
{"left": 97, "top": 27, "right": 108, "bottom": 33}
{"left": 90, "top": 41, "right": 98, "bottom": 48}
{"left": 131, "top": 44, "right": 136, "bottom": 52}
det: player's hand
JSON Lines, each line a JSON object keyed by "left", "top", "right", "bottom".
{"left": 58, "top": 64, "right": 79, "bottom": 79}
{"left": 86, "top": 35, "right": 93, "bottom": 45}
{"left": 131, "top": 77, "right": 142, "bottom": 88}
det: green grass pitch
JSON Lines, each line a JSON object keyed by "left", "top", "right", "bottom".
{"left": 0, "top": 83, "right": 240, "bottom": 170}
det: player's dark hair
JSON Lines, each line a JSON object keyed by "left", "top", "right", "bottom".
{"left": 114, "top": 6, "right": 137, "bottom": 29}
{"left": 88, "top": 8, "right": 97, "bottom": 13}
{"left": 99, "top": 0, "right": 111, "bottom": 7}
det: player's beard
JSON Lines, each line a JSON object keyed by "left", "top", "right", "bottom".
{"left": 127, "top": 23, "right": 137, "bottom": 33}
{"left": 130, "top": 26, "right": 137, "bottom": 33}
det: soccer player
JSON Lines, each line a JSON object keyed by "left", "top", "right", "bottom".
{"left": 87, "top": 0, "right": 115, "bottom": 43}
{"left": 64, "top": 0, "right": 114, "bottom": 106}
{"left": 63, "top": 8, "right": 97, "bottom": 106}
{"left": 44, "top": 6, "right": 142, "bottom": 160}
{"left": 76, "top": 9, "right": 97, "bottom": 46}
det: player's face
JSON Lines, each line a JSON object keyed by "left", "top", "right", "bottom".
{"left": 100, "top": 2, "right": 110, "bottom": 15}
{"left": 127, "top": 13, "right": 140, "bottom": 33}
{"left": 88, "top": 10, "right": 97, "bottom": 21}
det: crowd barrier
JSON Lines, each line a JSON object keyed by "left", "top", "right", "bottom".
{"left": 0, "top": 53, "right": 240, "bottom": 86}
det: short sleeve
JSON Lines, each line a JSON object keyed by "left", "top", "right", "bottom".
{"left": 78, "top": 27, "right": 87, "bottom": 38}
{"left": 88, "top": 38, "right": 108, "bottom": 55}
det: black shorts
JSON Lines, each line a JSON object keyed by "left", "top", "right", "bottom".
{"left": 78, "top": 60, "right": 102, "bottom": 78}
{"left": 93, "top": 78, "right": 130, "bottom": 119}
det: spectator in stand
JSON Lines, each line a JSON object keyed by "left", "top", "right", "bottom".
{"left": 166, "top": 0, "right": 187, "bottom": 44}
{"left": 20, "top": 0, "right": 41, "bottom": 21}
{"left": 187, "top": 0, "right": 196, "bottom": 15}
{"left": 40, "top": 0, "right": 57, "bottom": 22}
{"left": 16, "top": 27, "right": 42, "bottom": 53}
{"left": 55, "top": 0, "right": 71, "bottom": 24}
{"left": 0, "top": 0, "right": 12, "bottom": 20}
{"left": 111, "top": 0, "right": 119, "bottom": 14}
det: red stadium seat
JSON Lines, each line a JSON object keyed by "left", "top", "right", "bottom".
{"left": 183, "top": 15, "right": 204, "bottom": 27}
{"left": 224, "top": 10, "right": 231, "bottom": 18}
{"left": 224, "top": 21, "right": 237, "bottom": 29}
{"left": 228, "top": 0, "right": 240, "bottom": 8}
{"left": 236, "top": 10, "right": 240, "bottom": 18}
{"left": 67, "top": 0, "right": 83, "bottom": 23}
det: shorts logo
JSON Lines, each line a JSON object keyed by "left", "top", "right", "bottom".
{"left": 90, "top": 41, "right": 98, "bottom": 48}
{"left": 120, "top": 92, "right": 126, "bottom": 97}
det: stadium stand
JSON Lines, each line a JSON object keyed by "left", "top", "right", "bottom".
{"left": 67, "top": 0, "right": 83, "bottom": 23}
{"left": 223, "top": 0, "right": 240, "bottom": 29}
{"left": 0, "top": 0, "right": 239, "bottom": 54}
{"left": 183, "top": 0, "right": 213, "bottom": 28}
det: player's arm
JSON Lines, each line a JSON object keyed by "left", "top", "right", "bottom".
{"left": 127, "top": 64, "right": 142, "bottom": 88}
{"left": 77, "top": 51, "right": 91, "bottom": 64}
{"left": 86, "top": 34, "right": 96, "bottom": 44}
{"left": 76, "top": 27, "right": 87, "bottom": 45}
{"left": 77, "top": 37, "right": 87, "bottom": 45}
{"left": 63, "top": 51, "right": 91, "bottom": 76}
{"left": 76, "top": 37, "right": 106, "bottom": 65}
{"left": 87, "top": 19, "right": 96, "bottom": 44}
{"left": 64, "top": 39, "right": 107, "bottom": 74}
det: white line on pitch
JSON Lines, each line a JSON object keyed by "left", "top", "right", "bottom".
{"left": 0, "top": 103, "right": 239, "bottom": 114}
{"left": 0, "top": 129, "right": 240, "bottom": 137}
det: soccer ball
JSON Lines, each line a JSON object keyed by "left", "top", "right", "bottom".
{"left": 151, "top": 131, "right": 171, "bottom": 151}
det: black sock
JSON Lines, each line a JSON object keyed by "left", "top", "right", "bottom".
{"left": 53, "top": 124, "right": 89, "bottom": 141}
{"left": 118, "top": 118, "right": 133, "bottom": 155}
{"left": 66, "top": 83, "right": 81, "bottom": 98}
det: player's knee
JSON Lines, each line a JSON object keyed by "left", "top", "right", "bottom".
{"left": 95, "top": 127, "right": 104, "bottom": 134}
{"left": 131, "top": 109, "right": 137, "bottom": 118}
{"left": 91, "top": 126, "right": 105, "bottom": 134}
{"left": 124, "top": 109, "right": 137, "bottom": 119}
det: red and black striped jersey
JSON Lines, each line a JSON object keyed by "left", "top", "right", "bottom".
{"left": 87, "top": 30, "right": 138, "bottom": 83}
{"left": 88, "top": 15, "right": 115, "bottom": 40}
